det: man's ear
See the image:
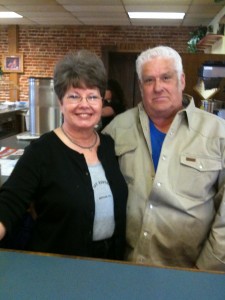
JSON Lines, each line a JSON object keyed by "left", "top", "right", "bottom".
{"left": 181, "top": 73, "right": 186, "bottom": 91}
{"left": 138, "top": 79, "right": 144, "bottom": 97}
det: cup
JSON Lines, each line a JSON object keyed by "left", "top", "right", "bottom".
{"left": 217, "top": 109, "right": 225, "bottom": 120}
{"left": 201, "top": 99, "right": 214, "bottom": 113}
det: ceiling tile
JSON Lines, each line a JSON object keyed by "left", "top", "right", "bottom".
{"left": 0, "top": 0, "right": 224, "bottom": 27}
{"left": 64, "top": 5, "right": 125, "bottom": 13}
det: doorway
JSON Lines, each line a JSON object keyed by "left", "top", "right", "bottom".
{"left": 107, "top": 52, "right": 141, "bottom": 109}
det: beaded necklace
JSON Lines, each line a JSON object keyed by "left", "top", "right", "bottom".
{"left": 61, "top": 125, "right": 98, "bottom": 151}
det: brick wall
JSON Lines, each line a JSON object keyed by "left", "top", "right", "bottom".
{"left": 0, "top": 25, "right": 195, "bottom": 101}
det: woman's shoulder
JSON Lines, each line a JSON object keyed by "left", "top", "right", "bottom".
{"left": 30, "top": 131, "right": 57, "bottom": 145}
{"left": 25, "top": 131, "right": 59, "bottom": 154}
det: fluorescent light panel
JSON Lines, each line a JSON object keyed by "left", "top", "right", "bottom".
{"left": 128, "top": 12, "right": 185, "bottom": 19}
{"left": 0, "top": 12, "right": 23, "bottom": 18}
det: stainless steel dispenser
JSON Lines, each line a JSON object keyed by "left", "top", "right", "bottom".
{"left": 29, "top": 77, "right": 62, "bottom": 135}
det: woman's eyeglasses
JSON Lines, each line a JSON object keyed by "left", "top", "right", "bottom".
{"left": 66, "top": 94, "right": 102, "bottom": 105}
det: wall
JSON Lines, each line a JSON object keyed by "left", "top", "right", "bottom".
{"left": 0, "top": 25, "right": 195, "bottom": 102}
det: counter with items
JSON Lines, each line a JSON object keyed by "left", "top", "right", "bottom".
{"left": 0, "top": 134, "right": 30, "bottom": 186}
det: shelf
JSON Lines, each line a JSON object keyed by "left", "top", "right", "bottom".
{"left": 197, "top": 34, "right": 224, "bottom": 50}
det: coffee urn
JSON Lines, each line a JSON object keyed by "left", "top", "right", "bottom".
{"left": 29, "top": 77, "right": 62, "bottom": 135}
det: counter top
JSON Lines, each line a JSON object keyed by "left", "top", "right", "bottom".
{"left": 0, "top": 134, "right": 30, "bottom": 149}
{"left": 0, "top": 249, "right": 224, "bottom": 299}
{"left": 0, "top": 107, "right": 27, "bottom": 114}
{"left": 0, "top": 102, "right": 28, "bottom": 115}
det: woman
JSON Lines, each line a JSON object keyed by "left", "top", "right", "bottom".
{"left": 100, "top": 79, "right": 126, "bottom": 130}
{"left": 0, "top": 50, "right": 128, "bottom": 260}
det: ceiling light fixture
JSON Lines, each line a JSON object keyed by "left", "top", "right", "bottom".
{"left": 0, "top": 12, "right": 23, "bottom": 18}
{"left": 128, "top": 12, "right": 185, "bottom": 19}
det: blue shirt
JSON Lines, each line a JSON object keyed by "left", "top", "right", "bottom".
{"left": 149, "top": 119, "right": 166, "bottom": 171}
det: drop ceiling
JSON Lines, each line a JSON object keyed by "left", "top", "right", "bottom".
{"left": 0, "top": 0, "right": 224, "bottom": 27}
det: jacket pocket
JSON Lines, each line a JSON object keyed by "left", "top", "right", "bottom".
{"left": 174, "top": 154, "right": 222, "bottom": 200}
{"left": 180, "top": 155, "right": 222, "bottom": 172}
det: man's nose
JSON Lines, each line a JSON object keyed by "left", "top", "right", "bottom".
{"left": 154, "top": 79, "right": 163, "bottom": 91}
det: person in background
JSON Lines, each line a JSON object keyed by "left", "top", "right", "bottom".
{"left": 0, "top": 50, "right": 128, "bottom": 260}
{"left": 103, "top": 45, "right": 225, "bottom": 271}
{"left": 100, "top": 79, "right": 126, "bottom": 130}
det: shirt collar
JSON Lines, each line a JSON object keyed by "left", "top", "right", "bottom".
{"left": 178, "top": 94, "right": 196, "bottom": 127}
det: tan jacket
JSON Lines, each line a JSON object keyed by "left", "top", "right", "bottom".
{"left": 103, "top": 97, "right": 225, "bottom": 271}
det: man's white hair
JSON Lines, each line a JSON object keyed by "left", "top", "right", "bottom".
{"left": 136, "top": 46, "right": 184, "bottom": 83}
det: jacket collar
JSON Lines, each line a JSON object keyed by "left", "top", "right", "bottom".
{"left": 178, "top": 94, "right": 196, "bottom": 128}
{"left": 138, "top": 93, "right": 196, "bottom": 129}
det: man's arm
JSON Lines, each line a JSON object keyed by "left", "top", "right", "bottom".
{"left": 196, "top": 184, "right": 225, "bottom": 271}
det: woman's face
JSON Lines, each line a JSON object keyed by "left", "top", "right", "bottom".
{"left": 60, "top": 86, "right": 103, "bottom": 131}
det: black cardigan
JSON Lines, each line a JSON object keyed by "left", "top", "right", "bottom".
{"left": 0, "top": 132, "right": 128, "bottom": 259}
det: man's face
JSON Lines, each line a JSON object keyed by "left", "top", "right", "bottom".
{"left": 139, "top": 57, "right": 185, "bottom": 119}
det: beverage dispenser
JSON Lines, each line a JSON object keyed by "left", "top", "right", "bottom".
{"left": 29, "top": 77, "right": 62, "bottom": 135}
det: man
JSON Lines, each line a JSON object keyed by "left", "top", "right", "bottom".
{"left": 103, "top": 46, "right": 225, "bottom": 271}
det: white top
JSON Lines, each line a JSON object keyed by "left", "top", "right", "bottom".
{"left": 88, "top": 162, "right": 115, "bottom": 241}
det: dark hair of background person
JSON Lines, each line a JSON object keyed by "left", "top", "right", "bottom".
{"left": 100, "top": 78, "right": 126, "bottom": 130}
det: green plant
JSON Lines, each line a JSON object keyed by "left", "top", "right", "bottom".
{"left": 187, "top": 26, "right": 208, "bottom": 53}
{"left": 0, "top": 66, "right": 3, "bottom": 76}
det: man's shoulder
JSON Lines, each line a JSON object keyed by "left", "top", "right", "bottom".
{"left": 102, "top": 106, "right": 142, "bottom": 151}
{"left": 190, "top": 106, "right": 225, "bottom": 136}
{"left": 104, "top": 106, "right": 139, "bottom": 130}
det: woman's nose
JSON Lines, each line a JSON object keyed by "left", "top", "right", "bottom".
{"left": 78, "top": 97, "right": 91, "bottom": 106}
